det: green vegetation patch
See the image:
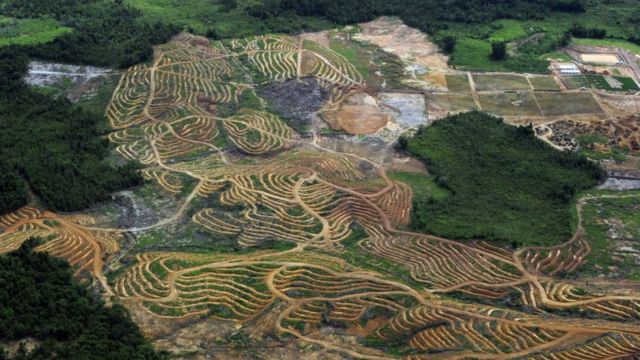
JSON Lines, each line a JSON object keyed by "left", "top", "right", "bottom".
{"left": 473, "top": 74, "right": 531, "bottom": 92}
{"left": 426, "top": 93, "right": 477, "bottom": 113}
{"left": 126, "top": 0, "right": 334, "bottom": 38}
{"left": 402, "top": 111, "right": 604, "bottom": 247}
{"left": 578, "top": 195, "right": 640, "bottom": 280}
{"left": 0, "top": 49, "right": 142, "bottom": 214}
{"left": 529, "top": 76, "right": 561, "bottom": 91}
{"left": 478, "top": 92, "right": 541, "bottom": 116}
{"left": 536, "top": 91, "right": 603, "bottom": 116}
{"left": 445, "top": 74, "right": 471, "bottom": 93}
{"left": 489, "top": 19, "right": 527, "bottom": 43}
{"left": 562, "top": 75, "right": 639, "bottom": 92}
{"left": 0, "top": 239, "right": 165, "bottom": 359}
{"left": 0, "top": 16, "right": 72, "bottom": 47}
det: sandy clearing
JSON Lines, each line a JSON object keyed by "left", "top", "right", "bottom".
{"left": 321, "top": 92, "right": 390, "bottom": 135}
{"left": 354, "top": 17, "right": 449, "bottom": 70}
{"left": 581, "top": 53, "right": 621, "bottom": 65}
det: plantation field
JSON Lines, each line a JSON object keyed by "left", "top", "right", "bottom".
{"left": 445, "top": 74, "right": 471, "bottom": 92}
{"left": 478, "top": 91, "right": 541, "bottom": 116}
{"left": 473, "top": 73, "right": 531, "bottom": 91}
{"left": 529, "top": 76, "right": 561, "bottom": 91}
{"left": 536, "top": 91, "right": 604, "bottom": 116}
{"left": 562, "top": 75, "right": 640, "bottom": 92}
{"left": 0, "top": 16, "right": 72, "bottom": 47}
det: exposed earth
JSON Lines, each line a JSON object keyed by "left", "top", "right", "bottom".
{"left": 3, "top": 19, "right": 640, "bottom": 360}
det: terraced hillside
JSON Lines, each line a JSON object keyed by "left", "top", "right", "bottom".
{"left": 2, "top": 32, "right": 640, "bottom": 359}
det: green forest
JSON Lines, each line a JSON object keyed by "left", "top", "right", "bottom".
{"left": 0, "top": 0, "right": 178, "bottom": 67}
{"left": 402, "top": 112, "right": 604, "bottom": 247}
{"left": 2, "top": 0, "right": 639, "bottom": 71}
{"left": 0, "top": 47, "right": 142, "bottom": 214}
{"left": 0, "top": 239, "right": 165, "bottom": 360}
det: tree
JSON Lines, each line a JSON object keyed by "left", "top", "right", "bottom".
{"left": 440, "top": 36, "right": 457, "bottom": 54}
{"left": 491, "top": 41, "right": 507, "bottom": 60}
{"left": 221, "top": 0, "right": 237, "bottom": 11}
{"left": 206, "top": 28, "right": 220, "bottom": 39}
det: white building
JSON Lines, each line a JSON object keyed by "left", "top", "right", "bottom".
{"left": 556, "top": 63, "right": 581, "bottom": 75}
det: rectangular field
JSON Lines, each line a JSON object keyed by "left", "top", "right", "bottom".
{"left": 529, "top": 76, "right": 561, "bottom": 91}
{"left": 478, "top": 92, "right": 541, "bottom": 116}
{"left": 562, "top": 75, "right": 639, "bottom": 92}
{"left": 445, "top": 74, "right": 471, "bottom": 93}
{"left": 536, "top": 92, "right": 603, "bottom": 116}
{"left": 473, "top": 74, "right": 532, "bottom": 92}
{"left": 426, "top": 93, "right": 477, "bottom": 113}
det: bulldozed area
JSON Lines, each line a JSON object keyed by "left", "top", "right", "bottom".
{"left": 3, "top": 17, "right": 640, "bottom": 359}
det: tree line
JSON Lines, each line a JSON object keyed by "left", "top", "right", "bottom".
{"left": 399, "top": 111, "right": 604, "bottom": 247}
{"left": 268, "top": 0, "right": 586, "bottom": 30}
{"left": 0, "top": 0, "right": 178, "bottom": 68}
{"left": 0, "top": 239, "right": 166, "bottom": 360}
{"left": 0, "top": 47, "right": 142, "bottom": 214}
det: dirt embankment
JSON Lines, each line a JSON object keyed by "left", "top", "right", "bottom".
{"left": 354, "top": 17, "right": 449, "bottom": 71}
{"left": 321, "top": 92, "right": 390, "bottom": 135}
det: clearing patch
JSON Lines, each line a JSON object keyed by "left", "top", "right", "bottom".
{"left": 379, "top": 93, "right": 428, "bottom": 129}
{"left": 529, "top": 76, "right": 561, "bottom": 91}
{"left": 536, "top": 92, "right": 603, "bottom": 116}
{"left": 479, "top": 92, "right": 541, "bottom": 116}
{"left": 445, "top": 74, "right": 471, "bottom": 92}
{"left": 354, "top": 17, "right": 448, "bottom": 71}
{"left": 321, "top": 92, "right": 389, "bottom": 135}
{"left": 259, "top": 77, "right": 329, "bottom": 134}
{"left": 473, "top": 74, "right": 531, "bottom": 92}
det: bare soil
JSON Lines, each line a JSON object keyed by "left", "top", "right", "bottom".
{"left": 355, "top": 17, "right": 449, "bottom": 71}
{"left": 321, "top": 92, "right": 389, "bottom": 134}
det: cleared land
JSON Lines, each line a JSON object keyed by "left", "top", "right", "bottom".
{"left": 562, "top": 75, "right": 640, "bottom": 92}
{"left": 473, "top": 74, "right": 532, "bottom": 91}
{"left": 478, "top": 91, "right": 541, "bottom": 116}
{"left": 2, "top": 31, "right": 640, "bottom": 359}
{"left": 537, "top": 91, "right": 604, "bottom": 116}
{"left": 529, "top": 76, "right": 561, "bottom": 91}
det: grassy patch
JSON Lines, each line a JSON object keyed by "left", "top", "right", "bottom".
{"left": 536, "top": 92, "right": 603, "bottom": 116}
{"left": 445, "top": 74, "right": 471, "bottom": 93}
{"left": 489, "top": 20, "right": 526, "bottom": 43}
{"left": 0, "top": 16, "right": 72, "bottom": 47}
{"left": 388, "top": 172, "right": 449, "bottom": 203}
{"left": 76, "top": 75, "right": 121, "bottom": 119}
{"left": 478, "top": 92, "right": 541, "bottom": 116}
{"left": 473, "top": 74, "right": 531, "bottom": 92}
{"left": 404, "top": 111, "right": 604, "bottom": 247}
{"left": 529, "top": 76, "right": 560, "bottom": 91}
{"left": 562, "top": 75, "right": 639, "bottom": 92}
{"left": 578, "top": 195, "right": 640, "bottom": 280}
{"left": 451, "top": 38, "right": 493, "bottom": 70}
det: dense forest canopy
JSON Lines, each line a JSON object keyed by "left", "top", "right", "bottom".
{"left": 402, "top": 112, "right": 604, "bottom": 247}
{"left": 0, "top": 0, "right": 178, "bottom": 67}
{"left": 0, "top": 47, "right": 142, "bottom": 214}
{"left": 272, "top": 0, "right": 586, "bottom": 28}
{"left": 0, "top": 239, "right": 165, "bottom": 360}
